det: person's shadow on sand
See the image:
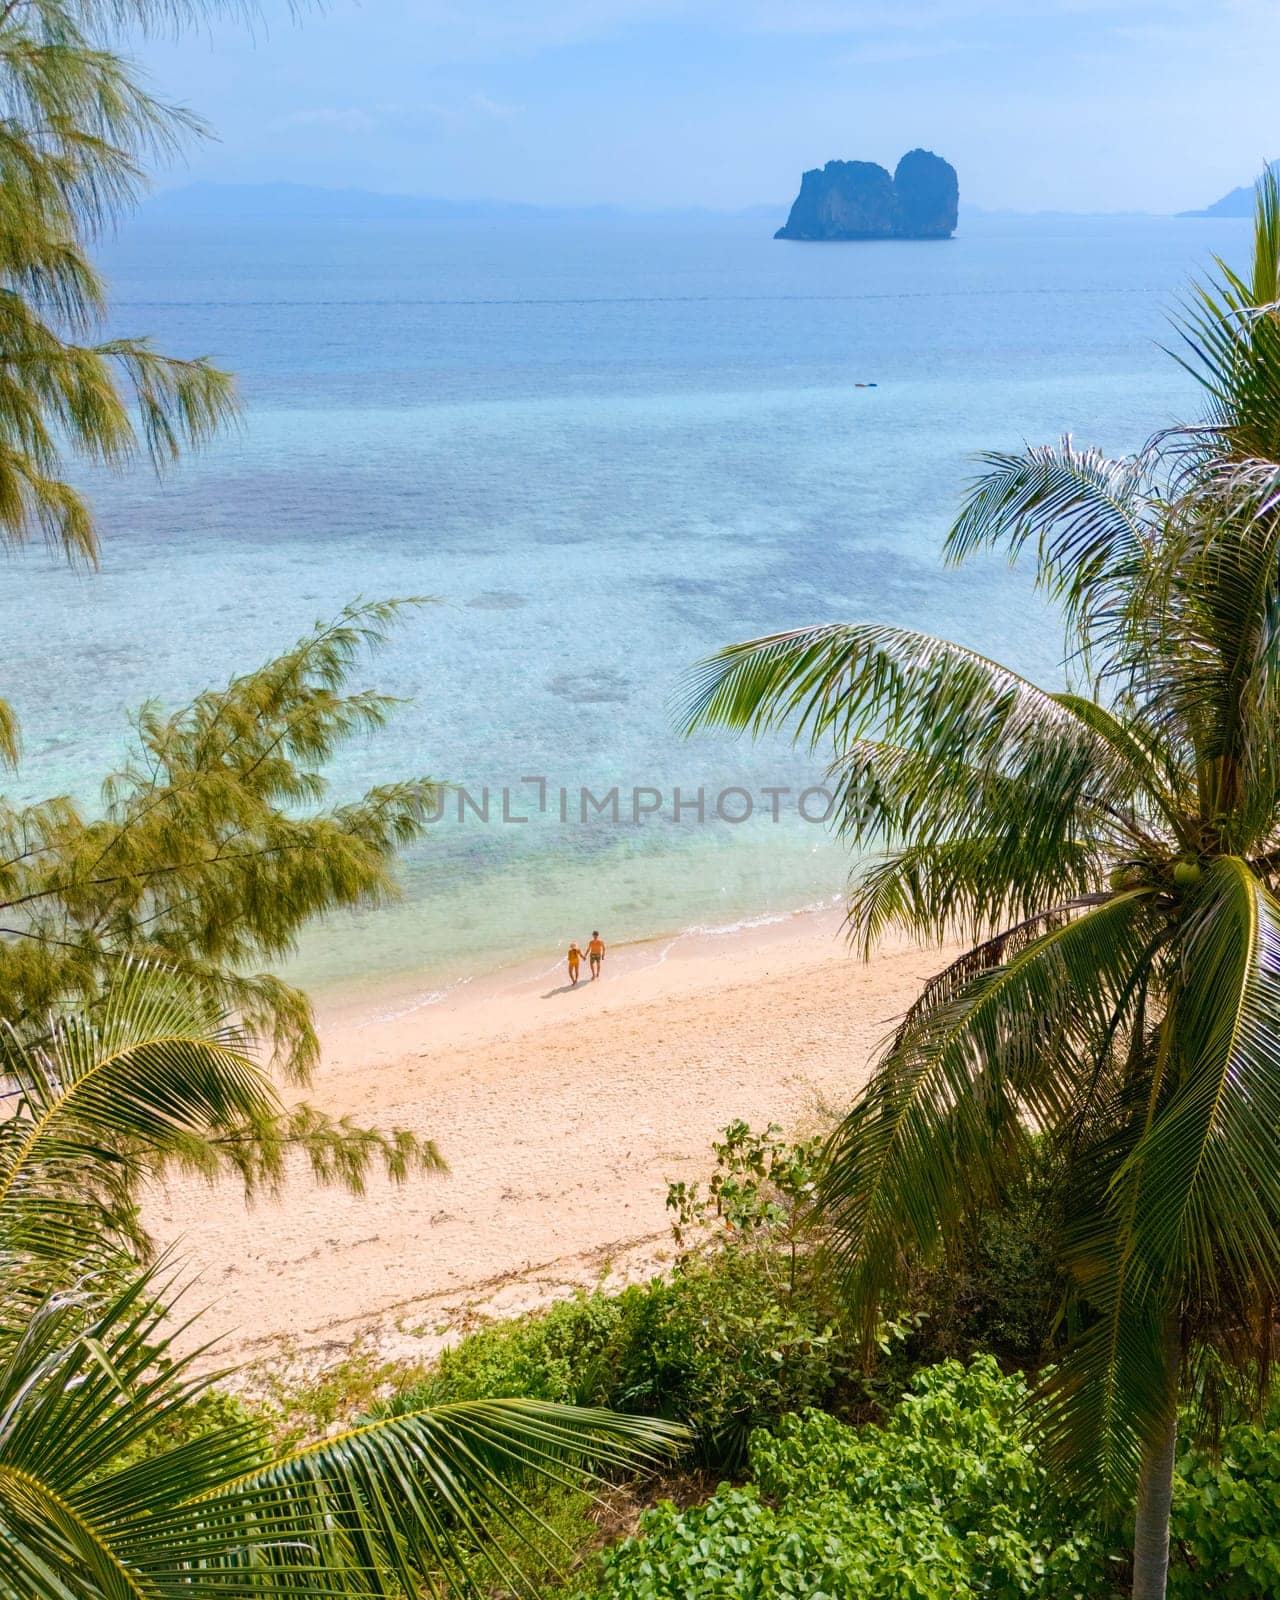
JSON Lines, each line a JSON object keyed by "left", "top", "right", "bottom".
{"left": 542, "top": 982, "right": 588, "bottom": 998}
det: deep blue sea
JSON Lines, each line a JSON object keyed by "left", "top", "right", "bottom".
{"left": 0, "top": 210, "right": 1250, "bottom": 999}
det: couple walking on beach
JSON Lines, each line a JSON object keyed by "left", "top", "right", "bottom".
{"left": 566, "top": 931, "right": 605, "bottom": 986}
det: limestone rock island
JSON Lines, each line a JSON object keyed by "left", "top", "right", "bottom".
{"left": 775, "top": 149, "right": 959, "bottom": 241}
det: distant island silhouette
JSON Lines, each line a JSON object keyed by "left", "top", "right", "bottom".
{"left": 1179, "top": 163, "right": 1279, "bottom": 219}
{"left": 775, "top": 150, "right": 959, "bottom": 241}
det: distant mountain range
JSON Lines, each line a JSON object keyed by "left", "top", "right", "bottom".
{"left": 1180, "top": 164, "right": 1278, "bottom": 218}
{"left": 140, "top": 178, "right": 1273, "bottom": 228}
{"left": 140, "top": 181, "right": 785, "bottom": 225}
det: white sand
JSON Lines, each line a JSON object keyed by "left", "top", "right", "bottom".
{"left": 146, "top": 910, "right": 956, "bottom": 1373}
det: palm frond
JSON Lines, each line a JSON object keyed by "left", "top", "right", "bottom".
{"left": 209, "top": 1399, "right": 683, "bottom": 1598}
{"left": 1167, "top": 167, "right": 1280, "bottom": 462}
{"left": 844, "top": 835, "right": 1101, "bottom": 956}
{"left": 1124, "top": 858, "right": 1280, "bottom": 1303}
{"left": 680, "top": 623, "right": 1162, "bottom": 818}
{"left": 681, "top": 624, "right": 1180, "bottom": 958}
{"left": 1049, "top": 693, "right": 1187, "bottom": 836}
{"left": 945, "top": 437, "right": 1155, "bottom": 657}
{"left": 1037, "top": 1272, "right": 1173, "bottom": 1517}
{"left": 0, "top": 960, "right": 442, "bottom": 1276}
{"left": 0, "top": 1268, "right": 687, "bottom": 1600}
{"left": 820, "top": 892, "right": 1154, "bottom": 1336}
{"left": 1122, "top": 464, "right": 1280, "bottom": 847}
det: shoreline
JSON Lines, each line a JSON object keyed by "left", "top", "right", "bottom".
{"left": 146, "top": 905, "right": 960, "bottom": 1377}
{"left": 300, "top": 887, "right": 851, "bottom": 1027}
{"left": 312, "top": 891, "right": 849, "bottom": 1038}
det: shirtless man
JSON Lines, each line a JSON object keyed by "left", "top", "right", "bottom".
{"left": 586, "top": 930, "right": 606, "bottom": 980}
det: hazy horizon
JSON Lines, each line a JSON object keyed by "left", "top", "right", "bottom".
{"left": 135, "top": 2, "right": 1277, "bottom": 216}
{"left": 140, "top": 176, "right": 1244, "bottom": 221}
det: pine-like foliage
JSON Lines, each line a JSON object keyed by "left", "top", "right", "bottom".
{"left": 0, "top": 598, "right": 435, "bottom": 1066}
{"left": 681, "top": 173, "right": 1280, "bottom": 1600}
{"left": 0, "top": 4, "right": 443, "bottom": 1193}
{"left": 0, "top": 0, "right": 250, "bottom": 758}
{"left": 0, "top": 599, "right": 445, "bottom": 1197}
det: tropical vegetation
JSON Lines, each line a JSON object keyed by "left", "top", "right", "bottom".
{"left": 389, "top": 1122, "right": 869, "bottom": 1477}
{"left": 296, "top": 1123, "right": 1270, "bottom": 1598}
{"left": 7, "top": 0, "right": 1280, "bottom": 1594}
{"left": 8, "top": 1094, "right": 1263, "bottom": 1598}
{"left": 0, "top": 0, "right": 244, "bottom": 755}
{"left": 0, "top": 965, "right": 683, "bottom": 1597}
{"left": 0, "top": 0, "right": 445, "bottom": 1177}
{"left": 681, "top": 173, "right": 1280, "bottom": 1598}
{"left": 576, "top": 1359, "right": 1107, "bottom": 1600}
{"left": 0, "top": 598, "right": 443, "bottom": 1153}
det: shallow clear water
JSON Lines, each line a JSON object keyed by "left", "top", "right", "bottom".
{"left": 0, "top": 211, "right": 1249, "bottom": 993}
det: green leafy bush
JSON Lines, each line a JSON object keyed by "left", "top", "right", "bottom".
{"left": 391, "top": 1293, "right": 627, "bottom": 1410}
{"left": 904, "top": 1145, "right": 1065, "bottom": 1369}
{"left": 671, "top": 1119, "right": 1063, "bottom": 1377}
{"left": 389, "top": 1249, "right": 858, "bottom": 1472}
{"left": 666, "top": 1119, "right": 824, "bottom": 1291}
{"left": 1170, "top": 1417, "right": 1280, "bottom": 1597}
{"left": 598, "top": 1252, "right": 853, "bottom": 1469}
{"left": 574, "top": 1358, "right": 1112, "bottom": 1600}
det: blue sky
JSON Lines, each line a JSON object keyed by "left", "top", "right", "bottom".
{"left": 138, "top": 1, "right": 1279, "bottom": 211}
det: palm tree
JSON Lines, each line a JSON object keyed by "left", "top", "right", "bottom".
{"left": 680, "top": 176, "right": 1280, "bottom": 1600}
{"left": 0, "top": 964, "right": 684, "bottom": 1596}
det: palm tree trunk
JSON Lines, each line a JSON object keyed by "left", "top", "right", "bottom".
{"left": 1132, "top": 1311, "right": 1180, "bottom": 1600}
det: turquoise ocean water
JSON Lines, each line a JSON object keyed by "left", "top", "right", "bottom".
{"left": 0, "top": 210, "right": 1250, "bottom": 998}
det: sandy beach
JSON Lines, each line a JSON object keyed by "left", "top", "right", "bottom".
{"left": 147, "top": 909, "right": 957, "bottom": 1375}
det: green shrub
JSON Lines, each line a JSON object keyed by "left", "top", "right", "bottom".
{"left": 1170, "top": 1417, "right": 1280, "bottom": 1597}
{"left": 614, "top": 1121, "right": 868, "bottom": 1467}
{"left": 574, "top": 1358, "right": 1112, "bottom": 1600}
{"left": 598, "top": 1251, "right": 854, "bottom": 1469}
{"left": 388, "top": 1121, "right": 871, "bottom": 1474}
{"left": 388, "top": 1250, "right": 860, "bottom": 1474}
{"left": 904, "top": 1147, "right": 1065, "bottom": 1369}
{"left": 390, "top": 1294, "right": 628, "bottom": 1412}
{"left": 666, "top": 1119, "right": 824, "bottom": 1293}
{"left": 671, "top": 1119, "right": 1064, "bottom": 1378}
